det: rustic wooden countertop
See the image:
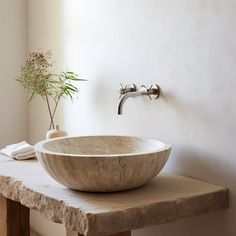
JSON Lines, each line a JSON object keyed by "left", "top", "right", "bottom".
{"left": 0, "top": 154, "right": 228, "bottom": 236}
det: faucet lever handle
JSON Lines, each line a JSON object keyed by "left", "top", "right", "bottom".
{"left": 147, "top": 94, "right": 152, "bottom": 100}
{"left": 120, "top": 83, "right": 127, "bottom": 91}
{"left": 119, "top": 83, "right": 137, "bottom": 96}
{"left": 119, "top": 84, "right": 127, "bottom": 98}
{"left": 141, "top": 85, "right": 152, "bottom": 100}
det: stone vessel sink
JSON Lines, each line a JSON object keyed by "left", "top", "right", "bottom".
{"left": 35, "top": 136, "right": 171, "bottom": 192}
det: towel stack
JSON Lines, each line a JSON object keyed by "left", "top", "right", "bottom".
{"left": 0, "top": 141, "right": 36, "bottom": 160}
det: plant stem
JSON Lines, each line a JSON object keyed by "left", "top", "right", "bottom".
{"left": 45, "top": 94, "right": 55, "bottom": 130}
{"left": 52, "top": 97, "right": 60, "bottom": 120}
{"left": 50, "top": 96, "right": 61, "bottom": 128}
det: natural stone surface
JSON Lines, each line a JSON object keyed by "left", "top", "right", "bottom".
{"left": 0, "top": 154, "right": 228, "bottom": 236}
{"left": 30, "top": 229, "right": 41, "bottom": 236}
{"left": 34, "top": 136, "right": 171, "bottom": 192}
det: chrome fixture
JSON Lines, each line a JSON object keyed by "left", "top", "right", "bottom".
{"left": 119, "top": 83, "right": 137, "bottom": 98}
{"left": 118, "top": 84, "right": 160, "bottom": 115}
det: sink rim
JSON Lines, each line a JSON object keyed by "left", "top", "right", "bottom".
{"left": 34, "top": 135, "right": 171, "bottom": 158}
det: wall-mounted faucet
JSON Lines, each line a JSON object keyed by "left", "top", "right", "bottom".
{"left": 118, "top": 84, "right": 160, "bottom": 115}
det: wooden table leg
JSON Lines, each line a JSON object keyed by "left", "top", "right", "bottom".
{"left": 0, "top": 194, "right": 30, "bottom": 236}
{"left": 66, "top": 228, "right": 131, "bottom": 236}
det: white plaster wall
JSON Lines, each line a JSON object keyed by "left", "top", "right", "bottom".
{"left": 28, "top": 0, "right": 236, "bottom": 235}
{"left": 0, "top": 0, "right": 28, "bottom": 147}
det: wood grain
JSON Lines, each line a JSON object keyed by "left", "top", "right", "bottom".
{"left": 0, "top": 194, "right": 30, "bottom": 236}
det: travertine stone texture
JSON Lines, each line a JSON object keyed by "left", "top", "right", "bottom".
{"left": 34, "top": 136, "right": 171, "bottom": 192}
{"left": 30, "top": 229, "right": 41, "bottom": 236}
{"left": 0, "top": 154, "right": 228, "bottom": 236}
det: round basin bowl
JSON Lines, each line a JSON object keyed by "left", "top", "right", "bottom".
{"left": 35, "top": 136, "right": 171, "bottom": 192}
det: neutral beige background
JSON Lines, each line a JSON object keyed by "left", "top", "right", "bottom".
{"left": 0, "top": 0, "right": 28, "bottom": 147}
{"left": 1, "top": 0, "right": 235, "bottom": 235}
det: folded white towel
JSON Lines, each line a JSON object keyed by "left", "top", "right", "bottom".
{"left": 0, "top": 141, "right": 36, "bottom": 160}
{"left": 14, "top": 151, "right": 36, "bottom": 160}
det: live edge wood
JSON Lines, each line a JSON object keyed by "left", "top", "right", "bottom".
{"left": 0, "top": 154, "right": 228, "bottom": 236}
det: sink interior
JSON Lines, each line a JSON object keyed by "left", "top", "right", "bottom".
{"left": 42, "top": 136, "right": 166, "bottom": 156}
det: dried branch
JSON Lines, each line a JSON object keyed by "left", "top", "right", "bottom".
{"left": 17, "top": 50, "right": 86, "bottom": 130}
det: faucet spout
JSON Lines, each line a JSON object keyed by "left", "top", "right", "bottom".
{"left": 118, "top": 87, "right": 147, "bottom": 115}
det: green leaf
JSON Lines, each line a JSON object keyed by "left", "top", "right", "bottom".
{"left": 16, "top": 50, "right": 87, "bottom": 111}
